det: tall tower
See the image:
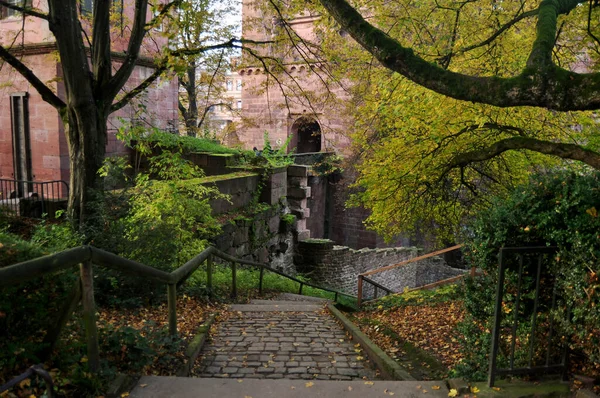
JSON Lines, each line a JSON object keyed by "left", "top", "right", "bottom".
{"left": 239, "top": 0, "right": 351, "bottom": 153}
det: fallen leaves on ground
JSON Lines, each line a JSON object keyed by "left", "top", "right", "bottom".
{"left": 354, "top": 301, "right": 465, "bottom": 368}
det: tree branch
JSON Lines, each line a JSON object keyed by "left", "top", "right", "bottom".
{"left": 0, "top": 44, "right": 66, "bottom": 110}
{"left": 106, "top": 0, "right": 149, "bottom": 101}
{"left": 111, "top": 64, "right": 167, "bottom": 112}
{"left": 92, "top": 0, "right": 112, "bottom": 101}
{"left": 318, "top": 0, "right": 600, "bottom": 111}
{"left": 447, "top": 137, "right": 600, "bottom": 170}
{"left": 0, "top": 0, "right": 48, "bottom": 20}
{"left": 437, "top": 8, "right": 539, "bottom": 65}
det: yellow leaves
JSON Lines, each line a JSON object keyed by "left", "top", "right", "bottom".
{"left": 432, "top": 385, "right": 441, "bottom": 390}
{"left": 587, "top": 207, "right": 598, "bottom": 218}
{"left": 448, "top": 389, "right": 458, "bottom": 397}
{"left": 356, "top": 356, "right": 364, "bottom": 361}
{"left": 121, "top": 393, "right": 130, "bottom": 398}
{"left": 19, "top": 379, "right": 31, "bottom": 389}
{"left": 384, "top": 388, "right": 395, "bottom": 395}
{"left": 364, "top": 381, "right": 374, "bottom": 385}
{"left": 305, "top": 382, "right": 314, "bottom": 388}
{"left": 471, "top": 386, "right": 480, "bottom": 393}
{"left": 492, "top": 387, "right": 501, "bottom": 391}
{"left": 80, "top": 356, "right": 88, "bottom": 363}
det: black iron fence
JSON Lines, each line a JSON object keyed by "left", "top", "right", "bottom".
{"left": 488, "top": 246, "right": 569, "bottom": 387}
{"left": 0, "top": 179, "right": 68, "bottom": 218}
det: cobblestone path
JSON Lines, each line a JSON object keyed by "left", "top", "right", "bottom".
{"left": 192, "top": 298, "right": 378, "bottom": 381}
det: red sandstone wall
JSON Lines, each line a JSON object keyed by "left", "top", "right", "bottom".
{"left": 239, "top": 67, "right": 351, "bottom": 152}
{"left": 0, "top": 53, "right": 65, "bottom": 183}
{"left": 0, "top": 2, "right": 178, "bottom": 188}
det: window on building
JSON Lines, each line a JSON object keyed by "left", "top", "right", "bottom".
{"left": 10, "top": 92, "right": 33, "bottom": 191}
{"left": 226, "top": 80, "right": 233, "bottom": 91}
{"left": 236, "top": 100, "right": 242, "bottom": 109}
{"left": 1, "top": 0, "right": 32, "bottom": 19}
{"left": 236, "top": 80, "right": 242, "bottom": 91}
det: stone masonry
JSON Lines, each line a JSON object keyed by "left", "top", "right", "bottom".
{"left": 193, "top": 301, "right": 378, "bottom": 381}
{"left": 295, "top": 240, "right": 465, "bottom": 296}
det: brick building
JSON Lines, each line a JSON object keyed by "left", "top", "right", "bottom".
{"left": 239, "top": 0, "right": 352, "bottom": 153}
{"left": 239, "top": 1, "right": 422, "bottom": 249}
{"left": 0, "top": 1, "right": 178, "bottom": 197}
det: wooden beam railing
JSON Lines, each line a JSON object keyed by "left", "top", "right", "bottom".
{"left": 0, "top": 245, "right": 356, "bottom": 374}
{"left": 356, "top": 245, "right": 465, "bottom": 307}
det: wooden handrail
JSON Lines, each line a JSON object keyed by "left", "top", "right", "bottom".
{"left": 360, "top": 244, "right": 463, "bottom": 277}
{"left": 0, "top": 246, "right": 92, "bottom": 286}
{"left": 356, "top": 244, "right": 464, "bottom": 307}
{"left": 0, "top": 243, "right": 358, "bottom": 373}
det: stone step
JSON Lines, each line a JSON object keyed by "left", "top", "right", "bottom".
{"left": 230, "top": 303, "right": 322, "bottom": 312}
{"left": 129, "top": 377, "right": 449, "bottom": 398}
{"left": 276, "top": 293, "right": 331, "bottom": 302}
{"left": 248, "top": 299, "right": 325, "bottom": 306}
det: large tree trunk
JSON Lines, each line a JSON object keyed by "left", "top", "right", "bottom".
{"left": 63, "top": 105, "right": 107, "bottom": 227}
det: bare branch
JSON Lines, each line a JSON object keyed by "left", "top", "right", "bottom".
{"left": 0, "top": 44, "right": 65, "bottom": 110}
{"left": 0, "top": 0, "right": 48, "bottom": 20}
{"left": 106, "top": 0, "right": 149, "bottom": 101}
{"left": 197, "top": 51, "right": 225, "bottom": 128}
{"left": 111, "top": 64, "right": 167, "bottom": 112}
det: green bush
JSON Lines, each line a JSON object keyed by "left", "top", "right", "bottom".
{"left": 0, "top": 230, "right": 79, "bottom": 378}
{"left": 454, "top": 169, "right": 600, "bottom": 380}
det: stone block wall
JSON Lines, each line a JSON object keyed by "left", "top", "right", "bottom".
{"left": 295, "top": 240, "right": 419, "bottom": 293}
{"left": 203, "top": 173, "right": 260, "bottom": 214}
{"left": 287, "top": 165, "right": 311, "bottom": 241}
{"left": 295, "top": 240, "right": 466, "bottom": 295}
{"left": 210, "top": 204, "right": 295, "bottom": 275}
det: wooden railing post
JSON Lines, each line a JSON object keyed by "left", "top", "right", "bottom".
{"left": 298, "top": 282, "right": 304, "bottom": 295}
{"left": 258, "top": 266, "right": 264, "bottom": 296}
{"left": 207, "top": 255, "right": 213, "bottom": 299}
{"left": 40, "top": 280, "right": 81, "bottom": 360}
{"left": 168, "top": 283, "right": 177, "bottom": 336}
{"left": 231, "top": 262, "right": 237, "bottom": 299}
{"left": 357, "top": 275, "right": 363, "bottom": 308}
{"left": 80, "top": 260, "right": 100, "bottom": 372}
{"left": 470, "top": 266, "right": 476, "bottom": 278}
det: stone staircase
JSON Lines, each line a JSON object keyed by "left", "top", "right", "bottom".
{"left": 128, "top": 295, "right": 450, "bottom": 397}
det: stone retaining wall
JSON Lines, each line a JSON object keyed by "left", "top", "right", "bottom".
{"left": 210, "top": 204, "right": 296, "bottom": 275}
{"left": 295, "top": 240, "right": 465, "bottom": 295}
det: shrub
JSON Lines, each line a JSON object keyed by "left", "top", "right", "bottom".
{"left": 0, "top": 230, "right": 79, "bottom": 378}
{"left": 454, "top": 169, "right": 600, "bottom": 380}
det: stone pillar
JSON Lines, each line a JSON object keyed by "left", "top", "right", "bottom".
{"left": 287, "top": 165, "right": 311, "bottom": 241}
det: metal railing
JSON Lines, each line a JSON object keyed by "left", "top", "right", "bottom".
{"left": 0, "top": 365, "right": 54, "bottom": 398}
{"left": 0, "top": 245, "right": 356, "bottom": 376}
{"left": 357, "top": 245, "right": 467, "bottom": 307}
{"left": 0, "top": 364, "right": 54, "bottom": 398}
{"left": 0, "top": 178, "right": 69, "bottom": 218}
{"left": 488, "top": 246, "right": 568, "bottom": 387}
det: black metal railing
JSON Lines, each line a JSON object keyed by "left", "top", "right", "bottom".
{"left": 488, "top": 246, "right": 568, "bottom": 387}
{"left": 0, "top": 365, "right": 54, "bottom": 398}
{"left": 0, "top": 179, "right": 68, "bottom": 218}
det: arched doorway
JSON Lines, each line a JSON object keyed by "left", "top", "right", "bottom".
{"left": 290, "top": 117, "right": 321, "bottom": 153}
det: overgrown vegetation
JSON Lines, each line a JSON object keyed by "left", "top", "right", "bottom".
{"left": 454, "top": 170, "right": 600, "bottom": 382}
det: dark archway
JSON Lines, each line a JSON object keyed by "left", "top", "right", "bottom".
{"left": 290, "top": 117, "right": 321, "bottom": 153}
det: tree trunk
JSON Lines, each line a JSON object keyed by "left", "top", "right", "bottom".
{"left": 63, "top": 104, "right": 107, "bottom": 228}
{"left": 184, "top": 64, "right": 198, "bottom": 137}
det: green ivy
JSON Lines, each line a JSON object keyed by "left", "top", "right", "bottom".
{"left": 454, "top": 169, "right": 600, "bottom": 380}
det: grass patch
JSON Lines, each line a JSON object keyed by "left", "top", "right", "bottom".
{"left": 143, "top": 131, "right": 247, "bottom": 155}
{"left": 183, "top": 263, "right": 356, "bottom": 308}
{"left": 364, "top": 284, "right": 461, "bottom": 311}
